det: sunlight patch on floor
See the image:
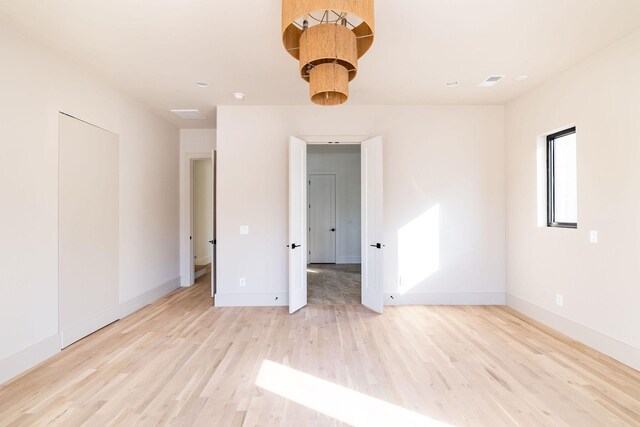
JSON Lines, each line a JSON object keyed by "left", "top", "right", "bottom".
{"left": 256, "top": 360, "right": 453, "bottom": 427}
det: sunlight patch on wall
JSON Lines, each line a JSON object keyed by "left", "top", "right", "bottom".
{"left": 398, "top": 204, "right": 440, "bottom": 294}
{"left": 256, "top": 360, "right": 453, "bottom": 426}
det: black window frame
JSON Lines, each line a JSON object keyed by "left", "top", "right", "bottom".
{"left": 547, "top": 127, "right": 577, "bottom": 229}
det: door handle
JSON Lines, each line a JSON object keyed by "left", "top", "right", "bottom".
{"left": 330, "top": 228, "right": 335, "bottom": 232}
{"left": 289, "top": 243, "right": 301, "bottom": 249}
{"left": 370, "top": 243, "right": 383, "bottom": 249}
{"left": 209, "top": 240, "right": 216, "bottom": 244}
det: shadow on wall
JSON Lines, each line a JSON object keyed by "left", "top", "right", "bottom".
{"left": 397, "top": 204, "right": 440, "bottom": 295}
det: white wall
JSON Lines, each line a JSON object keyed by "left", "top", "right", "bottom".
{"left": 179, "top": 129, "right": 216, "bottom": 285}
{"left": 216, "top": 105, "right": 505, "bottom": 306}
{"left": 0, "top": 25, "right": 179, "bottom": 384}
{"left": 193, "top": 159, "right": 213, "bottom": 265}
{"left": 308, "top": 145, "right": 361, "bottom": 264}
{"left": 505, "top": 28, "right": 640, "bottom": 370}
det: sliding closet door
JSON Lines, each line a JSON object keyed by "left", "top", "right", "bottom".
{"left": 59, "top": 113, "right": 119, "bottom": 348}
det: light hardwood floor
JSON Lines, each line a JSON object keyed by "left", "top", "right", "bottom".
{"left": 1, "top": 275, "right": 639, "bottom": 426}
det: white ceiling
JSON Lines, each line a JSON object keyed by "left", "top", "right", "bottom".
{"left": 2, "top": 0, "right": 640, "bottom": 128}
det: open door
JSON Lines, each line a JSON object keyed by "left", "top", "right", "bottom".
{"left": 211, "top": 150, "right": 216, "bottom": 298}
{"left": 289, "top": 136, "right": 307, "bottom": 313}
{"left": 361, "top": 136, "right": 384, "bottom": 313}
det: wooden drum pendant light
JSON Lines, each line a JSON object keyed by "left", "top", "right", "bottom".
{"left": 282, "top": 0, "right": 375, "bottom": 106}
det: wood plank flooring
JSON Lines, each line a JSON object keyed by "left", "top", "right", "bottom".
{"left": 1, "top": 275, "right": 639, "bottom": 426}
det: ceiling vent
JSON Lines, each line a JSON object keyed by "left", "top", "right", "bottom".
{"left": 170, "top": 109, "right": 206, "bottom": 120}
{"left": 478, "top": 75, "right": 505, "bottom": 87}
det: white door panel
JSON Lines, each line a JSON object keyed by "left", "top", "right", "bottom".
{"left": 308, "top": 174, "right": 336, "bottom": 264}
{"left": 211, "top": 150, "right": 216, "bottom": 298}
{"left": 361, "top": 136, "right": 384, "bottom": 313}
{"left": 289, "top": 137, "right": 307, "bottom": 313}
{"left": 59, "top": 113, "right": 119, "bottom": 347}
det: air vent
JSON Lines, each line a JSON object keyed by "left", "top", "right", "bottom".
{"left": 170, "top": 109, "right": 206, "bottom": 120}
{"left": 478, "top": 75, "right": 506, "bottom": 87}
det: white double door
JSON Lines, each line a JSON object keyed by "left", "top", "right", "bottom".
{"left": 288, "top": 136, "right": 384, "bottom": 314}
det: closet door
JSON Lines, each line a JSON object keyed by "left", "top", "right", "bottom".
{"left": 59, "top": 113, "right": 119, "bottom": 347}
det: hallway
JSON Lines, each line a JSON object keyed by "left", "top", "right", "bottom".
{"left": 307, "top": 264, "right": 361, "bottom": 305}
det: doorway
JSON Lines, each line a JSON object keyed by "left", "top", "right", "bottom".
{"left": 289, "top": 137, "right": 384, "bottom": 314}
{"left": 192, "top": 159, "right": 213, "bottom": 282}
{"left": 306, "top": 145, "right": 362, "bottom": 305}
{"left": 187, "top": 152, "right": 216, "bottom": 299}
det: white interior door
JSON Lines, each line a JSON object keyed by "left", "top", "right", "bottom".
{"left": 289, "top": 136, "right": 307, "bottom": 313}
{"left": 361, "top": 136, "right": 384, "bottom": 313}
{"left": 59, "top": 113, "right": 119, "bottom": 347}
{"left": 211, "top": 150, "right": 216, "bottom": 298}
{"left": 308, "top": 174, "right": 336, "bottom": 264}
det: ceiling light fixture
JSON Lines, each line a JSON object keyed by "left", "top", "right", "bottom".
{"left": 233, "top": 92, "right": 245, "bottom": 101}
{"left": 195, "top": 81, "right": 209, "bottom": 88}
{"left": 282, "top": 0, "right": 375, "bottom": 106}
{"left": 446, "top": 81, "right": 459, "bottom": 87}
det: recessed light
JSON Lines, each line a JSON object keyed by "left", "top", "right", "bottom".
{"left": 233, "top": 92, "right": 245, "bottom": 101}
{"left": 445, "top": 81, "right": 459, "bottom": 87}
{"left": 196, "top": 81, "right": 209, "bottom": 88}
{"left": 516, "top": 75, "right": 529, "bottom": 82}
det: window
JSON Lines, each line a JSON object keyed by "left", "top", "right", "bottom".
{"left": 547, "top": 127, "right": 577, "bottom": 228}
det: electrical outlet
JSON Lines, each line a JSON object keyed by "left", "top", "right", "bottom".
{"left": 239, "top": 278, "right": 246, "bottom": 287}
{"left": 590, "top": 230, "right": 598, "bottom": 243}
{"left": 240, "top": 226, "right": 249, "bottom": 235}
{"left": 556, "top": 294, "right": 564, "bottom": 307}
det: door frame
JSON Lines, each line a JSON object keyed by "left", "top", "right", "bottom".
{"left": 181, "top": 152, "right": 214, "bottom": 287}
{"left": 290, "top": 135, "right": 383, "bottom": 313}
{"left": 307, "top": 173, "right": 337, "bottom": 264}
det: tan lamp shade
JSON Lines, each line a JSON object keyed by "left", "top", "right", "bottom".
{"left": 282, "top": 0, "right": 374, "bottom": 105}
{"left": 309, "top": 62, "right": 349, "bottom": 106}
{"left": 282, "top": 0, "right": 375, "bottom": 59}
{"left": 299, "top": 23, "right": 358, "bottom": 81}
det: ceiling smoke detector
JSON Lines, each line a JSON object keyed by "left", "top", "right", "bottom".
{"left": 478, "top": 75, "right": 506, "bottom": 87}
{"left": 170, "top": 109, "right": 206, "bottom": 120}
{"left": 233, "top": 92, "right": 245, "bottom": 101}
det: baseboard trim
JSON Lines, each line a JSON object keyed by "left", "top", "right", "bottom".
{"left": 195, "top": 256, "right": 211, "bottom": 266}
{"left": 215, "top": 293, "right": 288, "bottom": 307}
{"left": 507, "top": 294, "right": 640, "bottom": 371}
{"left": 337, "top": 256, "right": 361, "bottom": 264}
{"left": 61, "top": 306, "right": 120, "bottom": 348}
{"left": 0, "top": 334, "right": 61, "bottom": 385}
{"left": 120, "top": 276, "right": 181, "bottom": 318}
{"left": 194, "top": 268, "right": 207, "bottom": 280}
{"left": 385, "top": 292, "right": 506, "bottom": 305}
